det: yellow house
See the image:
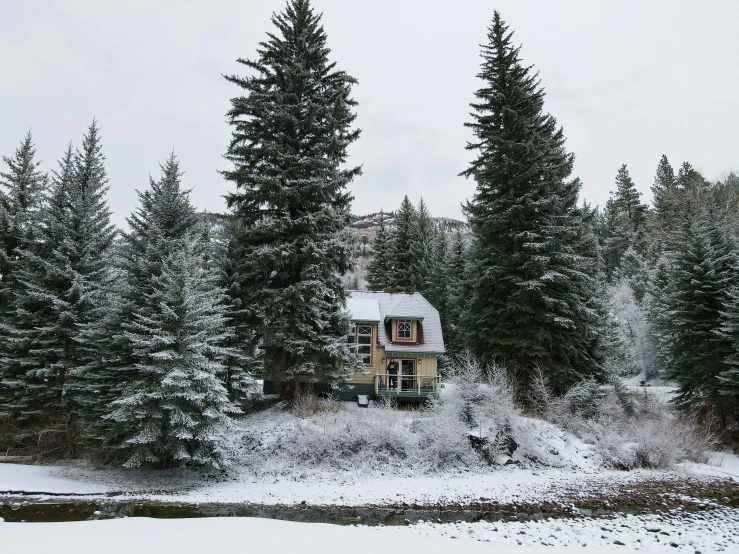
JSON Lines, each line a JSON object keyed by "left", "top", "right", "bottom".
{"left": 339, "top": 290, "right": 445, "bottom": 401}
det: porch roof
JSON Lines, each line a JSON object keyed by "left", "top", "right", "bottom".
{"left": 346, "top": 297, "right": 381, "bottom": 323}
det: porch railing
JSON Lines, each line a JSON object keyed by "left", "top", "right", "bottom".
{"left": 374, "top": 374, "right": 440, "bottom": 396}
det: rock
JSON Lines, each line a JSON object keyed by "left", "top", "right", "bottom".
{"left": 613, "top": 540, "right": 626, "bottom": 546}
{"left": 646, "top": 528, "right": 661, "bottom": 533}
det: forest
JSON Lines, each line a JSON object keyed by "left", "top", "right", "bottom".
{"left": 0, "top": 0, "right": 737, "bottom": 471}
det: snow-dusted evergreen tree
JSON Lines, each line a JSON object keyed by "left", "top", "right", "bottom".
{"left": 65, "top": 121, "right": 117, "bottom": 387}
{"left": 444, "top": 228, "right": 469, "bottom": 355}
{"left": 84, "top": 154, "right": 241, "bottom": 466}
{"left": 666, "top": 206, "right": 737, "bottom": 420}
{"left": 614, "top": 247, "right": 651, "bottom": 304}
{"left": 649, "top": 253, "right": 675, "bottom": 373}
{"left": 1, "top": 121, "right": 114, "bottom": 421}
{"left": 222, "top": 0, "right": 362, "bottom": 389}
{"left": 670, "top": 163, "right": 711, "bottom": 238}
{"left": 387, "top": 195, "right": 417, "bottom": 292}
{"left": 218, "top": 218, "right": 261, "bottom": 403}
{"left": 78, "top": 154, "right": 202, "bottom": 440}
{"left": 651, "top": 155, "right": 677, "bottom": 239}
{"left": 411, "top": 198, "right": 435, "bottom": 296}
{"left": 718, "top": 285, "right": 739, "bottom": 408}
{"left": 365, "top": 210, "right": 392, "bottom": 291}
{"left": 103, "top": 238, "right": 241, "bottom": 468}
{"left": 601, "top": 165, "right": 648, "bottom": 278}
{"left": 0, "top": 131, "right": 48, "bottom": 318}
{"left": 461, "top": 12, "right": 602, "bottom": 393}
{"left": 426, "top": 225, "right": 449, "bottom": 324}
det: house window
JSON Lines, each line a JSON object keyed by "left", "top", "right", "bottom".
{"left": 348, "top": 324, "right": 373, "bottom": 365}
{"left": 397, "top": 320, "right": 412, "bottom": 340}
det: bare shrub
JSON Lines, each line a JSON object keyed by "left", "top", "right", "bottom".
{"left": 292, "top": 386, "right": 319, "bottom": 418}
{"left": 532, "top": 368, "right": 715, "bottom": 469}
{"left": 0, "top": 412, "right": 80, "bottom": 461}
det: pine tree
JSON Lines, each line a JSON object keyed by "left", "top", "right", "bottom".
{"left": 1, "top": 120, "right": 114, "bottom": 422}
{"left": 218, "top": 218, "right": 261, "bottom": 403}
{"left": 222, "top": 0, "right": 362, "bottom": 388}
{"left": 0, "top": 131, "right": 48, "bottom": 318}
{"left": 387, "top": 195, "right": 417, "bottom": 292}
{"left": 666, "top": 207, "right": 737, "bottom": 422}
{"left": 671, "top": 162, "right": 710, "bottom": 231}
{"left": 717, "top": 284, "right": 739, "bottom": 410}
{"left": 426, "top": 225, "right": 449, "bottom": 323}
{"left": 601, "top": 165, "right": 648, "bottom": 277}
{"left": 649, "top": 253, "right": 674, "bottom": 373}
{"left": 77, "top": 154, "right": 204, "bottom": 441}
{"left": 365, "top": 210, "right": 392, "bottom": 291}
{"left": 614, "top": 247, "right": 650, "bottom": 303}
{"left": 651, "top": 155, "right": 676, "bottom": 235}
{"left": 102, "top": 238, "right": 241, "bottom": 468}
{"left": 461, "top": 11, "right": 602, "bottom": 392}
{"left": 0, "top": 146, "right": 70, "bottom": 420}
{"left": 445, "top": 229, "right": 469, "bottom": 354}
{"left": 63, "top": 121, "right": 117, "bottom": 408}
{"left": 411, "top": 198, "right": 435, "bottom": 295}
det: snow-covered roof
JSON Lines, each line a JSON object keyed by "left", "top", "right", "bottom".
{"left": 346, "top": 297, "right": 381, "bottom": 323}
{"left": 347, "top": 291, "right": 445, "bottom": 354}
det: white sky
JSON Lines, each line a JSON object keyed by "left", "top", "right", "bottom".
{"left": 2, "top": 0, "right": 738, "bottom": 228}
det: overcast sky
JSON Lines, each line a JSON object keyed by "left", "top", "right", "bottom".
{"left": 2, "top": 0, "right": 738, "bottom": 228}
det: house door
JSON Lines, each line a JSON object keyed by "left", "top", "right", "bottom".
{"left": 401, "top": 359, "right": 415, "bottom": 391}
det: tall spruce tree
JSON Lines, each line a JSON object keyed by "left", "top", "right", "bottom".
{"left": 426, "top": 225, "right": 449, "bottom": 320}
{"left": 218, "top": 217, "right": 261, "bottom": 403}
{"left": 601, "top": 165, "right": 648, "bottom": 277}
{"left": 78, "top": 154, "right": 202, "bottom": 440}
{"left": 666, "top": 206, "right": 737, "bottom": 424}
{"left": 0, "top": 131, "right": 48, "bottom": 318}
{"left": 444, "top": 228, "right": 469, "bottom": 355}
{"left": 84, "top": 155, "right": 242, "bottom": 466}
{"left": 103, "top": 238, "right": 241, "bottom": 468}
{"left": 387, "top": 195, "right": 417, "bottom": 292}
{"left": 1, "top": 122, "right": 114, "bottom": 421}
{"left": 0, "top": 145, "right": 68, "bottom": 421}
{"left": 411, "top": 198, "right": 435, "bottom": 296}
{"left": 461, "top": 11, "right": 602, "bottom": 393}
{"left": 718, "top": 284, "right": 739, "bottom": 411}
{"left": 651, "top": 155, "right": 676, "bottom": 236}
{"left": 222, "top": 0, "right": 362, "bottom": 388}
{"left": 365, "top": 210, "right": 392, "bottom": 291}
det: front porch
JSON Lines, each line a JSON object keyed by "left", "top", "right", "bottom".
{"left": 374, "top": 374, "right": 440, "bottom": 399}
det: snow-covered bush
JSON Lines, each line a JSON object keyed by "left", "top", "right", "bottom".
{"left": 234, "top": 355, "right": 521, "bottom": 476}
{"left": 531, "top": 368, "right": 713, "bottom": 469}
{"left": 589, "top": 402, "right": 714, "bottom": 470}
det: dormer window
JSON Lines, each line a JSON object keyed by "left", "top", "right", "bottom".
{"left": 397, "top": 320, "right": 412, "bottom": 340}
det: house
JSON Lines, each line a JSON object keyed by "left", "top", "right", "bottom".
{"left": 339, "top": 290, "right": 445, "bottom": 402}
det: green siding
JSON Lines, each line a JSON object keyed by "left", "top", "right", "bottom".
{"left": 333, "top": 383, "right": 376, "bottom": 401}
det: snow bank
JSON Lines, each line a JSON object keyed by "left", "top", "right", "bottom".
{"left": 0, "top": 516, "right": 612, "bottom": 554}
{"left": 405, "top": 505, "right": 739, "bottom": 553}
{"left": 0, "top": 463, "right": 110, "bottom": 495}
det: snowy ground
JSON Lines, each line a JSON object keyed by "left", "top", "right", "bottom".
{"left": 2, "top": 399, "right": 738, "bottom": 554}
{"left": 401, "top": 505, "right": 739, "bottom": 553}
{"left": 1, "top": 510, "right": 738, "bottom": 554}
{"left": 0, "top": 516, "right": 607, "bottom": 554}
{"left": 0, "top": 451, "right": 737, "bottom": 510}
